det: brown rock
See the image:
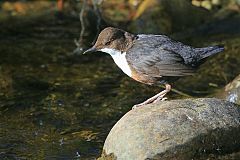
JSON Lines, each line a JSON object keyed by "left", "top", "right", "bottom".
{"left": 217, "top": 74, "right": 240, "bottom": 105}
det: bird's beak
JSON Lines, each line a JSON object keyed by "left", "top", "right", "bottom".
{"left": 83, "top": 47, "right": 97, "bottom": 54}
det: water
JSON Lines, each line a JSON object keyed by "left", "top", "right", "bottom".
{"left": 0, "top": 6, "right": 240, "bottom": 160}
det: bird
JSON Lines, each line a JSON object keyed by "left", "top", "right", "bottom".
{"left": 83, "top": 27, "right": 224, "bottom": 109}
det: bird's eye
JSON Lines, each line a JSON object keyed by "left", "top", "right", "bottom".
{"left": 105, "top": 41, "right": 111, "bottom": 45}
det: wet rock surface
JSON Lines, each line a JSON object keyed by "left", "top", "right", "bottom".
{"left": 217, "top": 74, "right": 240, "bottom": 105}
{"left": 101, "top": 98, "right": 240, "bottom": 160}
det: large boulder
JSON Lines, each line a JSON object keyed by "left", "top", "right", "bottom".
{"left": 100, "top": 98, "right": 240, "bottom": 160}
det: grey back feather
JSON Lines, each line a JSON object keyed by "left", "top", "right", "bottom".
{"left": 126, "top": 35, "right": 196, "bottom": 77}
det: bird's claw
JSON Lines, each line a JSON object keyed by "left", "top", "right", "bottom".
{"left": 132, "top": 103, "right": 144, "bottom": 109}
{"left": 153, "top": 96, "right": 167, "bottom": 104}
{"left": 161, "top": 97, "right": 168, "bottom": 101}
{"left": 132, "top": 105, "right": 137, "bottom": 109}
{"left": 132, "top": 97, "right": 168, "bottom": 109}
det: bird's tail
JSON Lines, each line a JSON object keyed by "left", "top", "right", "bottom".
{"left": 196, "top": 45, "right": 224, "bottom": 60}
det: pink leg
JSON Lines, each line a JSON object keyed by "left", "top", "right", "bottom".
{"left": 132, "top": 84, "right": 171, "bottom": 109}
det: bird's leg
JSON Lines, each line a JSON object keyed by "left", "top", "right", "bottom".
{"left": 132, "top": 84, "right": 171, "bottom": 109}
{"left": 153, "top": 84, "right": 171, "bottom": 103}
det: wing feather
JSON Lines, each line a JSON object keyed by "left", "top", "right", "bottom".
{"left": 126, "top": 36, "right": 195, "bottom": 77}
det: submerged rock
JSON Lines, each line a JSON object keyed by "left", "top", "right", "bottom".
{"left": 100, "top": 98, "right": 240, "bottom": 160}
{"left": 0, "top": 69, "right": 13, "bottom": 96}
{"left": 217, "top": 74, "right": 240, "bottom": 105}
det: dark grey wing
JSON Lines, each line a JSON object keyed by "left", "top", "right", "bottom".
{"left": 126, "top": 35, "right": 196, "bottom": 77}
{"left": 136, "top": 35, "right": 224, "bottom": 66}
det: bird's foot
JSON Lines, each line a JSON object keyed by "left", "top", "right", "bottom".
{"left": 132, "top": 84, "right": 171, "bottom": 110}
{"left": 132, "top": 97, "right": 168, "bottom": 109}
{"left": 132, "top": 96, "right": 157, "bottom": 109}
{"left": 132, "top": 102, "right": 146, "bottom": 109}
{"left": 161, "top": 97, "right": 168, "bottom": 101}
{"left": 153, "top": 97, "right": 168, "bottom": 104}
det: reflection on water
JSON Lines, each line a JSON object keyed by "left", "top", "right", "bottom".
{"left": 0, "top": 6, "right": 240, "bottom": 160}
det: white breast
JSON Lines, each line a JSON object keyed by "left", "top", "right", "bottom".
{"left": 100, "top": 48, "right": 132, "bottom": 77}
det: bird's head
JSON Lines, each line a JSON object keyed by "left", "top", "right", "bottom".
{"left": 83, "top": 27, "right": 136, "bottom": 55}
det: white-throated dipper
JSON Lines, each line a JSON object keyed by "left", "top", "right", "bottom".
{"left": 83, "top": 27, "right": 224, "bottom": 109}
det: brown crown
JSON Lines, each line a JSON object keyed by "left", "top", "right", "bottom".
{"left": 93, "top": 27, "right": 137, "bottom": 52}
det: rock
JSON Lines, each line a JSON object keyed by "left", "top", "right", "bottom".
{"left": 217, "top": 74, "right": 240, "bottom": 105}
{"left": 100, "top": 98, "right": 240, "bottom": 160}
{"left": 128, "top": 0, "right": 210, "bottom": 34}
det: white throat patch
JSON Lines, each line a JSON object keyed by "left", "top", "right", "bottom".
{"left": 100, "top": 48, "right": 132, "bottom": 77}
